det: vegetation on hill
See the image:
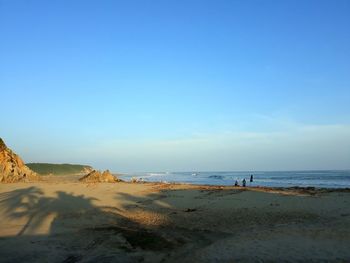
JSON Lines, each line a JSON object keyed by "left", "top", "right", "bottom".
{"left": 26, "top": 163, "right": 93, "bottom": 175}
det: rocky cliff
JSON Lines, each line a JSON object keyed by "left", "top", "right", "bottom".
{"left": 0, "top": 138, "right": 39, "bottom": 183}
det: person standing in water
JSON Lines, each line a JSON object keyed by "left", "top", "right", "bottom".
{"left": 250, "top": 174, "right": 253, "bottom": 183}
{"left": 242, "top": 178, "right": 246, "bottom": 187}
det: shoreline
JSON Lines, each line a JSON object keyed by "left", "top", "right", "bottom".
{"left": 6, "top": 176, "right": 350, "bottom": 194}
{"left": 10, "top": 176, "right": 350, "bottom": 190}
{"left": 117, "top": 170, "right": 350, "bottom": 189}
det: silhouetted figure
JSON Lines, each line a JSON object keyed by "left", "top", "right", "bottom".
{"left": 242, "top": 178, "right": 246, "bottom": 187}
{"left": 250, "top": 174, "right": 253, "bottom": 183}
{"left": 234, "top": 180, "right": 239, "bottom": 186}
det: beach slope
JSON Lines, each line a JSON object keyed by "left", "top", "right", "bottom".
{"left": 0, "top": 179, "right": 349, "bottom": 262}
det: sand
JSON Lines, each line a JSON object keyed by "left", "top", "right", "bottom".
{"left": 0, "top": 176, "right": 350, "bottom": 262}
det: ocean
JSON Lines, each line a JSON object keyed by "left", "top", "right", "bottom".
{"left": 120, "top": 170, "right": 350, "bottom": 188}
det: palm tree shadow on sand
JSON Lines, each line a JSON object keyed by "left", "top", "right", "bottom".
{"left": 0, "top": 186, "right": 226, "bottom": 263}
{"left": 0, "top": 187, "right": 103, "bottom": 236}
{"left": 1, "top": 186, "right": 344, "bottom": 262}
{"left": 0, "top": 187, "right": 135, "bottom": 262}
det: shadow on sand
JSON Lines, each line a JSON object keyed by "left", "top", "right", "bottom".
{"left": 1, "top": 185, "right": 349, "bottom": 262}
{"left": 0, "top": 186, "right": 229, "bottom": 263}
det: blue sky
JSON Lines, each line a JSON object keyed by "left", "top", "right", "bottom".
{"left": 1, "top": 0, "right": 349, "bottom": 172}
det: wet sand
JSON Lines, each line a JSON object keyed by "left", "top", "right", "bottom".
{"left": 0, "top": 177, "right": 350, "bottom": 262}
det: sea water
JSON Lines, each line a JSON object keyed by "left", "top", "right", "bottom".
{"left": 120, "top": 170, "right": 350, "bottom": 188}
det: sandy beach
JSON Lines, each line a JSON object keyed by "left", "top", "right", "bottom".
{"left": 1, "top": 177, "right": 350, "bottom": 262}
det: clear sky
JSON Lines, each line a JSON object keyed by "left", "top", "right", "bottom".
{"left": 1, "top": 0, "right": 349, "bottom": 172}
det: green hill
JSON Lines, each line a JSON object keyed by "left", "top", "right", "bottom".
{"left": 26, "top": 163, "right": 93, "bottom": 175}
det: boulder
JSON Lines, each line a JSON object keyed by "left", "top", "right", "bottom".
{"left": 79, "top": 169, "right": 121, "bottom": 183}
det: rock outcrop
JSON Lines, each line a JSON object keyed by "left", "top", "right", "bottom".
{"left": 79, "top": 169, "right": 121, "bottom": 183}
{"left": 82, "top": 166, "right": 94, "bottom": 174}
{"left": 0, "top": 138, "right": 39, "bottom": 183}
